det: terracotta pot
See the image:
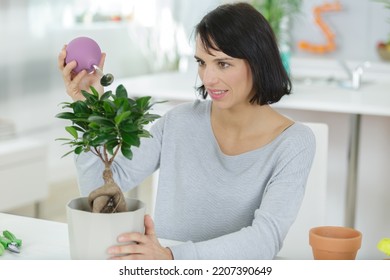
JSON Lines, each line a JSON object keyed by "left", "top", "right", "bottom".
{"left": 66, "top": 197, "right": 145, "bottom": 259}
{"left": 309, "top": 226, "right": 362, "bottom": 260}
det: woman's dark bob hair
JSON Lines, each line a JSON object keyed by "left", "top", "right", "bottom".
{"left": 195, "top": 2, "right": 292, "bottom": 105}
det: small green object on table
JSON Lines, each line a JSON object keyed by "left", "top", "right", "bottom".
{"left": 377, "top": 238, "right": 390, "bottom": 256}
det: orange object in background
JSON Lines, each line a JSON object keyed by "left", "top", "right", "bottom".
{"left": 298, "top": 1, "right": 342, "bottom": 54}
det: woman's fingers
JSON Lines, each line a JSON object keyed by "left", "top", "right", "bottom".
{"left": 57, "top": 45, "right": 67, "bottom": 70}
{"left": 107, "top": 233, "right": 145, "bottom": 258}
{"left": 66, "top": 70, "right": 88, "bottom": 100}
{"left": 58, "top": 44, "right": 100, "bottom": 101}
{"left": 107, "top": 232, "right": 151, "bottom": 256}
{"left": 118, "top": 232, "right": 148, "bottom": 244}
{"left": 107, "top": 215, "right": 173, "bottom": 260}
{"left": 109, "top": 242, "right": 144, "bottom": 256}
{"left": 98, "top": 52, "right": 106, "bottom": 70}
{"left": 144, "top": 214, "right": 156, "bottom": 236}
{"left": 59, "top": 45, "right": 78, "bottom": 86}
{"left": 62, "top": 60, "right": 77, "bottom": 83}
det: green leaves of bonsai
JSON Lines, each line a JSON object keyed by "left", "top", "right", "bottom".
{"left": 55, "top": 84, "right": 160, "bottom": 213}
{"left": 56, "top": 84, "right": 160, "bottom": 161}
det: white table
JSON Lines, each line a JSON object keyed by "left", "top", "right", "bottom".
{"left": 114, "top": 68, "right": 390, "bottom": 228}
{"left": 0, "top": 213, "right": 70, "bottom": 259}
{"left": 0, "top": 213, "right": 182, "bottom": 260}
{"left": 0, "top": 138, "right": 49, "bottom": 217}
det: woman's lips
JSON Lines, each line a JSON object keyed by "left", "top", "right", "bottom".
{"left": 208, "top": 89, "right": 228, "bottom": 100}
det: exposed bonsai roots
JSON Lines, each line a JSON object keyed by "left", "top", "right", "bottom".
{"left": 87, "top": 167, "right": 127, "bottom": 213}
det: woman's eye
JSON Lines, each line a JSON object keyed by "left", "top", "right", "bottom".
{"left": 218, "top": 62, "right": 230, "bottom": 69}
{"left": 196, "top": 59, "right": 205, "bottom": 66}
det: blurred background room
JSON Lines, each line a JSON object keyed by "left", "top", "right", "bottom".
{"left": 0, "top": 0, "right": 389, "bottom": 259}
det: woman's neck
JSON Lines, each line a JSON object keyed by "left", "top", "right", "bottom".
{"left": 210, "top": 101, "right": 294, "bottom": 156}
{"left": 211, "top": 102, "right": 270, "bottom": 133}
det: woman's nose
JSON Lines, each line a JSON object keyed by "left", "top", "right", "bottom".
{"left": 201, "top": 67, "right": 218, "bottom": 86}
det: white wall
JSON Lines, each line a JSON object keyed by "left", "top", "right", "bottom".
{"left": 290, "top": 0, "right": 389, "bottom": 62}
{"left": 1, "top": 0, "right": 388, "bottom": 100}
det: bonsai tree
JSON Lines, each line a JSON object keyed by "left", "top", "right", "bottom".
{"left": 55, "top": 84, "right": 160, "bottom": 213}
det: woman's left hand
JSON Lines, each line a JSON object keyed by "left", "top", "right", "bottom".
{"left": 107, "top": 214, "right": 173, "bottom": 260}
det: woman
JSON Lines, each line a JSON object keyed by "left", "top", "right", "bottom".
{"left": 58, "top": 2, "right": 315, "bottom": 260}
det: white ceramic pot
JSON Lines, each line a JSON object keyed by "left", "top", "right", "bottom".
{"left": 66, "top": 197, "right": 145, "bottom": 260}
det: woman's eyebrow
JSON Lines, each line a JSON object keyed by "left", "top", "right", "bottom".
{"left": 194, "top": 55, "right": 234, "bottom": 61}
{"left": 214, "top": 57, "right": 234, "bottom": 62}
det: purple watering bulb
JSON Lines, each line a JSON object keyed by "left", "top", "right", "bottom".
{"left": 65, "top": 37, "right": 114, "bottom": 86}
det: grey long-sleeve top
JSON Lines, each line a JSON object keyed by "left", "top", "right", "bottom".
{"left": 75, "top": 99, "right": 315, "bottom": 259}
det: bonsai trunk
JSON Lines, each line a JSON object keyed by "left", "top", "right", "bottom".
{"left": 88, "top": 165, "right": 127, "bottom": 213}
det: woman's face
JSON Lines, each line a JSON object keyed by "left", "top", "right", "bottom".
{"left": 195, "top": 36, "right": 254, "bottom": 110}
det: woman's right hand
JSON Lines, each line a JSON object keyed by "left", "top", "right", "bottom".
{"left": 58, "top": 45, "right": 106, "bottom": 101}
